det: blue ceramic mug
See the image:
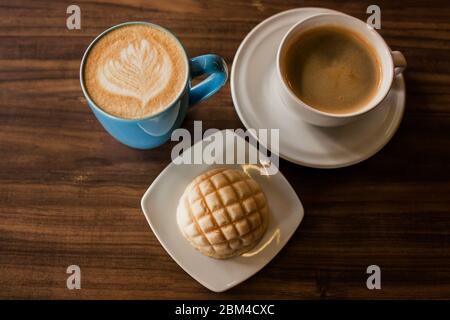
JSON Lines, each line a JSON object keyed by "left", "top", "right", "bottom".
{"left": 80, "top": 22, "right": 228, "bottom": 149}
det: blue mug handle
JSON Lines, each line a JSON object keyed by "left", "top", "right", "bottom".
{"left": 188, "top": 54, "right": 228, "bottom": 107}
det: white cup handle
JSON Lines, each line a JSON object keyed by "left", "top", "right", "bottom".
{"left": 392, "top": 51, "right": 407, "bottom": 75}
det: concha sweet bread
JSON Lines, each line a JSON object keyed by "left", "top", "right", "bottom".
{"left": 177, "top": 167, "right": 269, "bottom": 259}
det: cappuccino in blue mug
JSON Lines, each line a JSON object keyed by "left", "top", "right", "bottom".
{"left": 80, "top": 22, "right": 227, "bottom": 149}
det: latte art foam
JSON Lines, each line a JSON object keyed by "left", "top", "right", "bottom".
{"left": 84, "top": 24, "right": 187, "bottom": 119}
{"left": 99, "top": 39, "right": 172, "bottom": 108}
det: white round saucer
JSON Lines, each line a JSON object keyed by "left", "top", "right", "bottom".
{"left": 231, "top": 8, "right": 405, "bottom": 168}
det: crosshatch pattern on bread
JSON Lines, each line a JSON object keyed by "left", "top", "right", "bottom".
{"left": 177, "top": 168, "right": 270, "bottom": 259}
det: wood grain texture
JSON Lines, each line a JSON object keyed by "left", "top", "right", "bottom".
{"left": 0, "top": 0, "right": 450, "bottom": 299}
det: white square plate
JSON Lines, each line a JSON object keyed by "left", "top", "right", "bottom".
{"left": 141, "top": 130, "right": 304, "bottom": 292}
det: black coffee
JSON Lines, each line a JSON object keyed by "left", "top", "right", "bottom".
{"left": 282, "top": 26, "right": 381, "bottom": 114}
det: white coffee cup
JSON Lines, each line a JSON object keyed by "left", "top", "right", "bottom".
{"left": 276, "top": 13, "right": 407, "bottom": 127}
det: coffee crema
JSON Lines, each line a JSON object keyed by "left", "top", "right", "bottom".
{"left": 282, "top": 26, "right": 381, "bottom": 114}
{"left": 83, "top": 24, "right": 187, "bottom": 119}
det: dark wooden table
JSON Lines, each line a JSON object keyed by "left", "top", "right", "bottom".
{"left": 0, "top": 0, "right": 449, "bottom": 299}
